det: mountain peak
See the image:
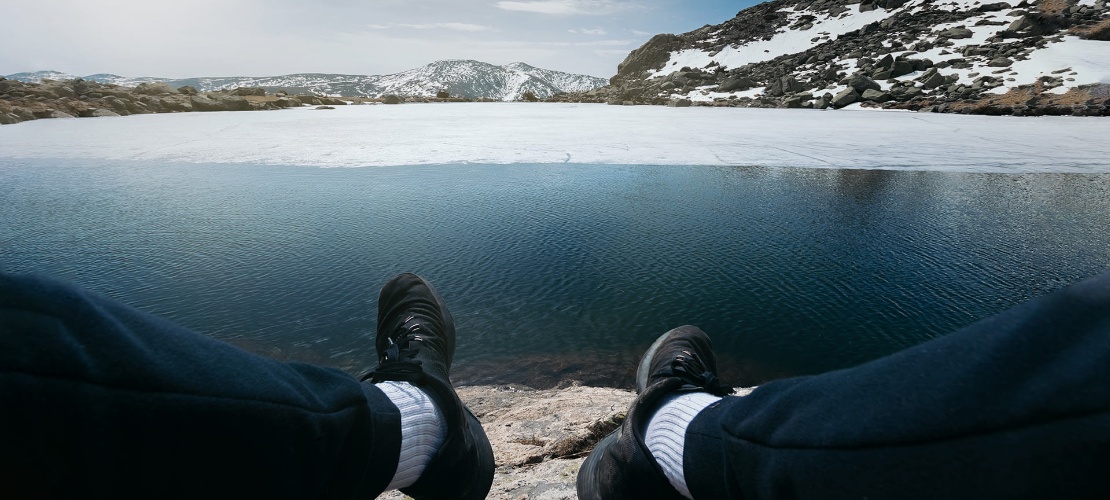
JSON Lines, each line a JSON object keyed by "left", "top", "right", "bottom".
{"left": 4, "top": 61, "right": 609, "bottom": 101}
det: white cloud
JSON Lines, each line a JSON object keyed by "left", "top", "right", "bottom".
{"left": 631, "top": 29, "right": 652, "bottom": 36}
{"left": 495, "top": 0, "right": 635, "bottom": 15}
{"left": 367, "top": 22, "right": 493, "bottom": 31}
{"left": 569, "top": 28, "right": 608, "bottom": 35}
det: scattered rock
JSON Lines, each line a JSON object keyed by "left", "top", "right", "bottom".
{"left": 832, "top": 87, "right": 860, "bottom": 107}
{"left": 668, "top": 98, "right": 693, "bottom": 107}
{"left": 314, "top": 105, "right": 335, "bottom": 110}
{"left": 382, "top": 94, "right": 403, "bottom": 104}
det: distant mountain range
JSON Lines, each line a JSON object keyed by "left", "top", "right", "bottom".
{"left": 4, "top": 60, "right": 608, "bottom": 101}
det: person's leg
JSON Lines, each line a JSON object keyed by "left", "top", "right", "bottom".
{"left": 0, "top": 272, "right": 492, "bottom": 499}
{"left": 581, "top": 272, "right": 1110, "bottom": 499}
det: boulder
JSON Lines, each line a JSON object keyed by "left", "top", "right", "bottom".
{"left": 668, "top": 98, "right": 692, "bottom": 107}
{"left": 274, "top": 97, "right": 302, "bottom": 108}
{"left": 861, "top": 89, "right": 892, "bottom": 102}
{"left": 719, "top": 76, "right": 755, "bottom": 92}
{"left": 49, "top": 110, "right": 76, "bottom": 119}
{"left": 218, "top": 95, "right": 252, "bottom": 111}
{"left": 134, "top": 82, "right": 177, "bottom": 95}
{"left": 190, "top": 95, "right": 225, "bottom": 111}
{"left": 0, "top": 113, "right": 21, "bottom": 125}
{"left": 233, "top": 87, "right": 266, "bottom": 96}
{"left": 314, "top": 105, "right": 336, "bottom": 110}
{"left": 832, "top": 88, "right": 859, "bottom": 107}
{"left": 848, "top": 74, "right": 881, "bottom": 93}
{"left": 382, "top": 94, "right": 403, "bottom": 104}
{"left": 940, "top": 27, "right": 974, "bottom": 39}
{"left": 160, "top": 97, "right": 194, "bottom": 112}
{"left": 917, "top": 68, "right": 947, "bottom": 89}
{"left": 177, "top": 86, "right": 199, "bottom": 95}
{"left": 891, "top": 60, "right": 915, "bottom": 78}
{"left": 987, "top": 57, "right": 1013, "bottom": 67}
{"left": 89, "top": 109, "right": 121, "bottom": 117}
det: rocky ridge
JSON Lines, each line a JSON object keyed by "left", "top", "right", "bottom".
{"left": 551, "top": 0, "right": 1110, "bottom": 115}
{"left": 0, "top": 79, "right": 356, "bottom": 126}
{"left": 5, "top": 60, "right": 607, "bottom": 102}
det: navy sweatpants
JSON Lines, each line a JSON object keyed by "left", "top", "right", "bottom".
{"left": 684, "top": 271, "right": 1110, "bottom": 499}
{"left": 0, "top": 273, "right": 400, "bottom": 498}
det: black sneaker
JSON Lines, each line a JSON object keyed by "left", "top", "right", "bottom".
{"left": 363, "top": 273, "right": 494, "bottom": 500}
{"left": 577, "top": 325, "right": 733, "bottom": 500}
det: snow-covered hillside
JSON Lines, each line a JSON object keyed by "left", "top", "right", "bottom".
{"left": 3, "top": 61, "right": 608, "bottom": 101}
{"left": 569, "top": 0, "right": 1109, "bottom": 114}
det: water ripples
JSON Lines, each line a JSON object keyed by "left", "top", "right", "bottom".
{"left": 3, "top": 161, "right": 1109, "bottom": 388}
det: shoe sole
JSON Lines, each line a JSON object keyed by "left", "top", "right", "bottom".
{"left": 635, "top": 328, "right": 677, "bottom": 393}
{"left": 576, "top": 430, "right": 619, "bottom": 500}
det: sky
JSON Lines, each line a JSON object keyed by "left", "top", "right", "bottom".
{"left": 1, "top": 0, "right": 758, "bottom": 79}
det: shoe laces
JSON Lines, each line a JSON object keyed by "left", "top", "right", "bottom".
{"left": 658, "top": 351, "right": 733, "bottom": 397}
{"left": 362, "top": 316, "right": 426, "bottom": 383}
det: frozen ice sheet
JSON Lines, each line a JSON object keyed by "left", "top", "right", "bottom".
{"left": 0, "top": 103, "right": 1107, "bottom": 172}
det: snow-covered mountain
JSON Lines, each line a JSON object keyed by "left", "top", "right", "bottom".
{"left": 573, "top": 0, "right": 1109, "bottom": 113}
{"left": 4, "top": 61, "right": 608, "bottom": 101}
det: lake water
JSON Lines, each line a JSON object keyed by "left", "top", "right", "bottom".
{"left": 3, "top": 159, "right": 1109, "bottom": 388}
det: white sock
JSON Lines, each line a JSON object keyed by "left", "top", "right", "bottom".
{"left": 645, "top": 392, "right": 722, "bottom": 499}
{"left": 377, "top": 381, "right": 447, "bottom": 490}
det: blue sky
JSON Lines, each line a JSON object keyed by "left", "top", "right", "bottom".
{"left": 1, "top": 1, "right": 759, "bottom": 78}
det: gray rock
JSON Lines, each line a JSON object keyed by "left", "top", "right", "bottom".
{"left": 668, "top": 98, "right": 692, "bottom": 107}
{"left": 891, "top": 60, "right": 915, "bottom": 78}
{"left": 49, "top": 110, "right": 76, "bottom": 119}
{"left": 832, "top": 88, "right": 859, "bottom": 107}
{"left": 218, "top": 95, "right": 252, "bottom": 111}
{"left": 274, "top": 97, "right": 302, "bottom": 108}
{"left": 988, "top": 57, "right": 1013, "bottom": 67}
{"left": 719, "top": 76, "right": 755, "bottom": 92}
{"left": 177, "top": 86, "right": 199, "bottom": 95}
{"left": 861, "top": 89, "right": 892, "bottom": 102}
{"left": 813, "top": 97, "right": 830, "bottom": 110}
{"left": 190, "top": 95, "right": 225, "bottom": 111}
{"left": 234, "top": 87, "right": 266, "bottom": 96}
{"left": 0, "top": 113, "right": 20, "bottom": 125}
{"left": 134, "top": 82, "right": 177, "bottom": 95}
{"left": 382, "top": 94, "right": 403, "bottom": 104}
{"left": 848, "top": 74, "right": 881, "bottom": 93}
{"left": 89, "top": 109, "right": 121, "bottom": 117}
{"left": 917, "top": 68, "right": 946, "bottom": 89}
{"left": 940, "top": 27, "right": 974, "bottom": 39}
{"left": 314, "top": 105, "right": 336, "bottom": 110}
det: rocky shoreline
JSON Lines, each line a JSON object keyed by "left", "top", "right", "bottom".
{"left": 0, "top": 78, "right": 499, "bottom": 126}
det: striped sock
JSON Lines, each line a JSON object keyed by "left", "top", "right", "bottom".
{"left": 645, "top": 392, "right": 723, "bottom": 499}
{"left": 377, "top": 381, "right": 446, "bottom": 491}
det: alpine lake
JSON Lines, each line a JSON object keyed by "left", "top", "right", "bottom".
{"left": 3, "top": 159, "right": 1109, "bottom": 388}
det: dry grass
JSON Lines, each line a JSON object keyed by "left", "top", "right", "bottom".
{"left": 1069, "top": 16, "right": 1110, "bottom": 40}
{"left": 1038, "top": 0, "right": 1074, "bottom": 15}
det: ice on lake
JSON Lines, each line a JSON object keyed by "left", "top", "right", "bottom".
{"left": 0, "top": 103, "right": 1107, "bottom": 172}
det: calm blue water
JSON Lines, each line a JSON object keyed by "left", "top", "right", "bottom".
{"left": 3, "top": 159, "right": 1109, "bottom": 388}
